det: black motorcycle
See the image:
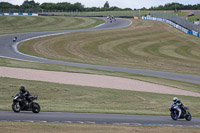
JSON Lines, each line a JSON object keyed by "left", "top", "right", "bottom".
{"left": 12, "top": 93, "right": 40, "bottom": 113}
{"left": 169, "top": 103, "right": 192, "bottom": 121}
{"left": 13, "top": 37, "right": 17, "bottom": 42}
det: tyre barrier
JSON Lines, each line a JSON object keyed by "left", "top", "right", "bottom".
{"left": 142, "top": 16, "right": 200, "bottom": 38}
{"left": 0, "top": 13, "right": 38, "bottom": 16}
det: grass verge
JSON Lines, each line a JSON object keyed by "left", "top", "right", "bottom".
{"left": 1, "top": 57, "right": 200, "bottom": 94}
{"left": 1, "top": 77, "right": 200, "bottom": 116}
{"left": 0, "top": 16, "right": 105, "bottom": 35}
{"left": 18, "top": 19, "right": 200, "bottom": 76}
{"left": 0, "top": 122, "right": 200, "bottom": 133}
{"left": 46, "top": 10, "right": 176, "bottom": 17}
{"left": 1, "top": 16, "right": 200, "bottom": 117}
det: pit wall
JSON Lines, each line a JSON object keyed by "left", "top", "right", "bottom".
{"left": 0, "top": 13, "right": 38, "bottom": 16}
{"left": 142, "top": 16, "right": 200, "bottom": 38}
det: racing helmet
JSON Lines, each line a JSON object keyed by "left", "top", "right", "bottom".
{"left": 173, "top": 97, "right": 178, "bottom": 102}
{"left": 19, "top": 86, "right": 25, "bottom": 92}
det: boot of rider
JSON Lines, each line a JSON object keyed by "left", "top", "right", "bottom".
{"left": 178, "top": 108, "right": 182, "bottom": 118}
{"left": 182, "top": 107, "right": 187, "bottom": 116}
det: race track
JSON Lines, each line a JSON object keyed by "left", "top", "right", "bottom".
{"left": 0, "top": 17, "right": 200, "bottom": 84}
{"left": 0, "top": 17, "right": 200, "bottom": 126}
{"left": 0, "top": 111, "right": 200, "bottom": 127}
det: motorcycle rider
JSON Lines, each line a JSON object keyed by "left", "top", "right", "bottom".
{"left": 173, "top": 97, "right": 186, "bottom": 118}
{"left": 19, "top": 86, "right": 33, "bottom": 106}
{"left": 13, "top": 36, "right": 17, "bottom": 42}
{"left": 111, "top": 15, "right": 116, "bottom": 21}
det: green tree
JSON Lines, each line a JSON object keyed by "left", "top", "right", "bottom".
{"left": 57, "top": 2, "right": 71, "bottom": 11}
{"left": 104, "top": 1, "right": 109, "bottom": 8}
{"left": 40, "top": 3, "right": 57, "bottom": 10}
{"left": 72, "top": 2, "right": 84, "bottom": 11}
{"left": 0, "top": 2, "right": 15, "bottom": 8}
{"left": 21, "top": 0, "right": 40, "bottom": 8}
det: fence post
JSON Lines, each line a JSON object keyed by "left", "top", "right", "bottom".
{"left": 139, "top": 10, "right": 140, "bottom": 18}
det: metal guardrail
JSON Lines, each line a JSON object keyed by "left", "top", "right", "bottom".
{"left": 149, "top": 12, "right": 199, "bottom": 32}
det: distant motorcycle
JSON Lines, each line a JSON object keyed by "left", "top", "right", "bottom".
{"left": 13, "top": 37, "right": 17, "bottom": 42}
{"left": 12, "top": 93, "right": 40, "bottom": 113}
{"left": 169, "top": 103, "right": 192, "bottom": 121}
{"left": 111, "top": 16, "right": 116, "bottom": 22}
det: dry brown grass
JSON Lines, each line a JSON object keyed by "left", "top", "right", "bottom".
{"left": 0, "top": 16, "right": 104, "bottom": 34}
{"left": 19, "top": 19, "right": 200, "bottom": 75}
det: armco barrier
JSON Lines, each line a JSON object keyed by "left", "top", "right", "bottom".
{"left": 0, "top": 13, "right": 38, "bottom": 16}
{"left": 150, "top": 12, "right": 195, "bottom": 31}
{"left": 142, "top": 16, "right": 200, "bottom": 38}
{"left": 23, "top": 13, "right": 28, "bottom": 16}
{"left": 192, "top": 31, "right": 200, "bottom": 37}
{"left": 3, "top": 13, "right": 9, "bottom": 15}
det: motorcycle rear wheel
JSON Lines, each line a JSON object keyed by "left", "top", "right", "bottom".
{"left": 12, "top": 103, "right": 21, "bottom": 113}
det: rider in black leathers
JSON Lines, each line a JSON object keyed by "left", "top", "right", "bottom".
{"left": 13, "top": 37, "right": 17, "bottom": 42}
{"left": 19, "top": 86, "right": 33, "bottom": 105}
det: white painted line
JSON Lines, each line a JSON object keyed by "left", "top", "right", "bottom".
{"left": 13, "top": 32, "right": 70, "bottom": 58}
{"left": 85, "top": 121, "right": 96, "bottom": 124}
{"left": 64, "top": 121, "right": 72, "bottom": 123}
{"left": 0, "top": 56, "right": 46, "bottom": 64}
{"left": 1, "top": 119, "right": 200, "bottom": 127}
{"left": 1, "top": 18, "right": 132, "bottom": 64}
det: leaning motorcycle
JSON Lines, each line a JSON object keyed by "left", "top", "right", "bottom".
{"left": 13, "top": 37, "right": 17, "bottom": 42}
{"left": 12, "top": 93, "right": 40, "bottom": 113}
{"left": 169, "top": 103, "right": 192, "bottom": 121}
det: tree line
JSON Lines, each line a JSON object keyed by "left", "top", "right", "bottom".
{"left": 148, "top": 3, "right": 200, "bottom": 10}
{"left": 0, "top": 0, "right": 200, "bottom": 12}
{"left": 0, "top": 0, "right": 132, "bottom": 12}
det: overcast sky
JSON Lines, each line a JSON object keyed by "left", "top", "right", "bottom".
{"left": 1, "top": 0, "right": 200, "bottom": 9}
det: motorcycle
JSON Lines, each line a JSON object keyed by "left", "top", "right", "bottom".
{"left": 169, "top": 103, "right": 192, "bottom": 121}
{"left": 12, "top": 93, "right": 40, "bottom": 113}
{"left": 13, "top": 37, "right": 17, "bottom": 42}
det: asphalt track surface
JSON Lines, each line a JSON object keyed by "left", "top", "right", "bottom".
{"left": 0, "top": 111, "right": 200, "bottom": 127}
{"left": 0, "top": 17, "right": 200, "bottom": 84}
{"left": 0, "top": 17, "right": 200, "bottom": 126}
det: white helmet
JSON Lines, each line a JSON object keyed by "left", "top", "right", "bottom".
{"left": 173, "top": 97, "right": 178, "bottom": 102}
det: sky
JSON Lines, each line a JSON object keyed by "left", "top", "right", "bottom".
{"left": 0, "top": 0, "right": 200, "bottom": 9}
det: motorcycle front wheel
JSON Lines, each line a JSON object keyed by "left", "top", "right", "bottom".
{"left": 12, "top": 102, "right": 21, "bottom": 113}
{"left": 170, "top": 111, "right": 178, "bottom": 120}
{"left": 32, "top": 103, "right": 40, "bottom": 113}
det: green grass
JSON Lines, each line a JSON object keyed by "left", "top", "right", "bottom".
{"left": 18, "top": 19, "right": 200, "bottom": 76}
{"left": 0, "top": 16, "right": 105, "bottom": 35}
{"left": 50, "top": 10, "right": 193, "bottom": 18}
{"left": 48, "top": 10, "right": 175, "bottom": 17}
{"left": 173, "top": 12, "right": 189, "bottom": 17}
{"left": 188, "top": 14, "right": 200, "bottom": 22}
{"left": 1, "top": 16, "right": 200, "bottom": 117}
{"left": 1, "top": 57, "right": 200, "bottom": 94}
{"left": 1, "top": 77, "right": 200, "bottom": 116}
{"left": 0, "top": 122, "right": 200, "bottom": 133}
